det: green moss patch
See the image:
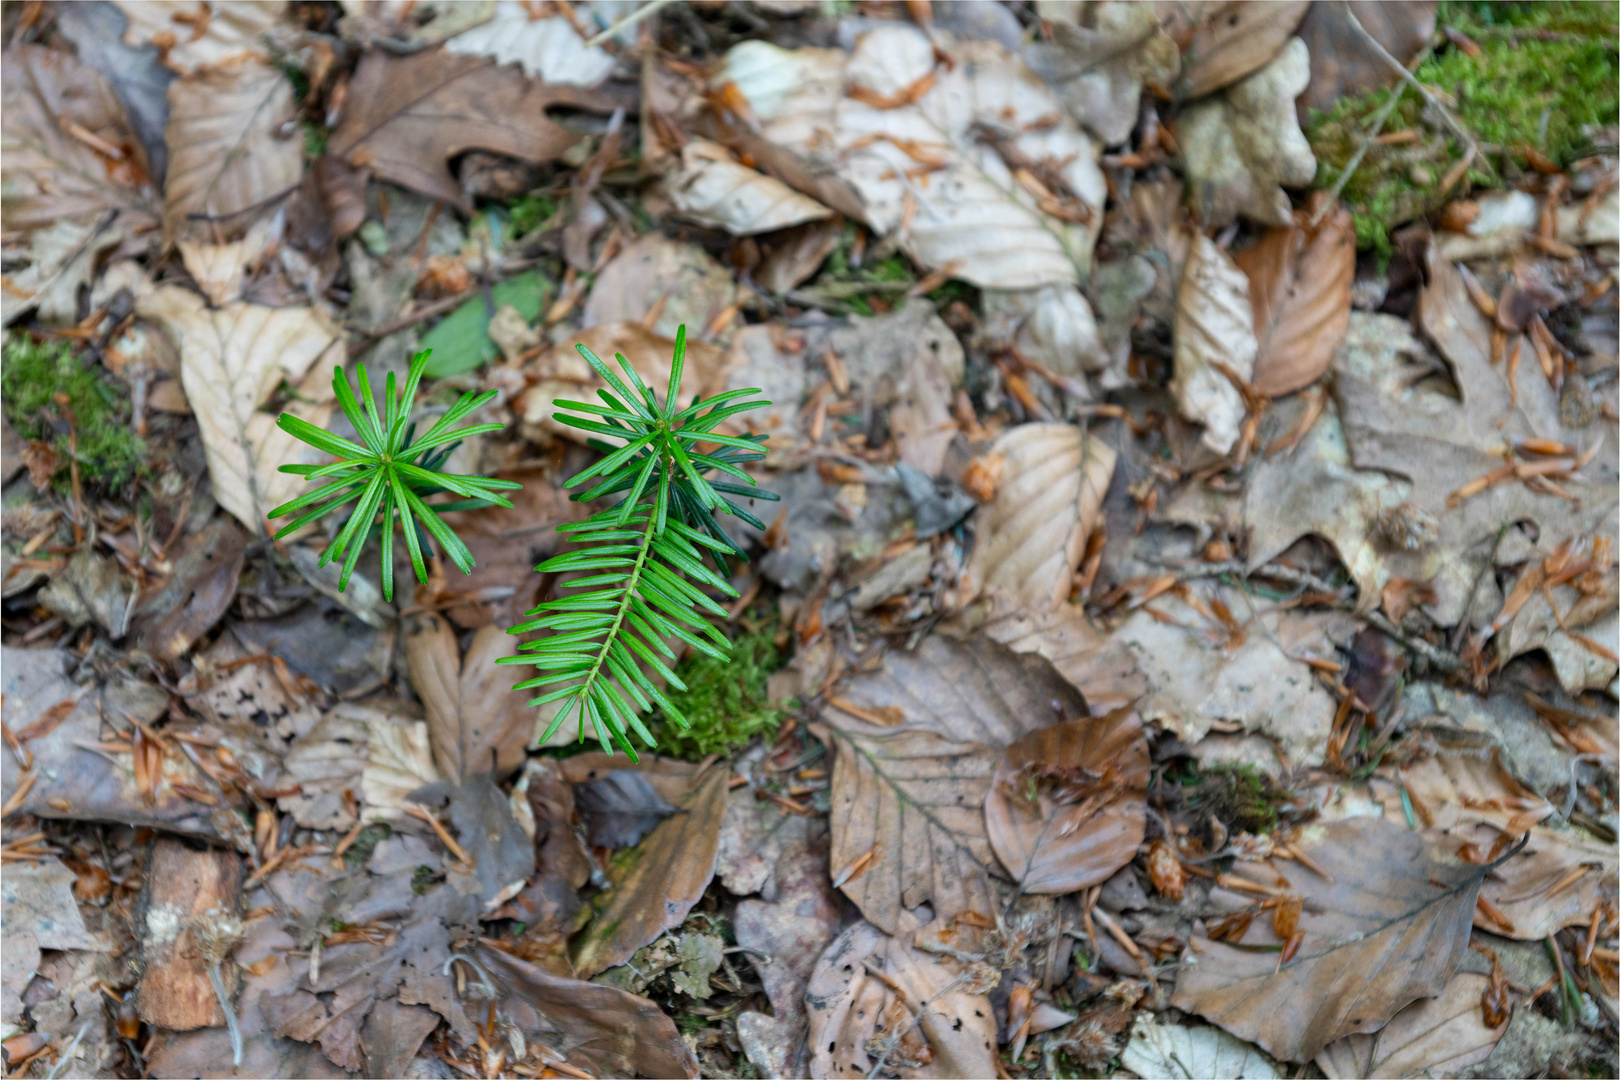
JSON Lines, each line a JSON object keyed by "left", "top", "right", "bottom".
{"left": 1307, "top": 1, "right": 1619, "bottom": 258}
{"left": 1186, "top": 763, "right": 1290, "bottom": 836}
{"left": 2, "top": 336, "right": 144, "bottom": 490}
{"left": 648, "top": 620, "right": 788, "bottom": 761}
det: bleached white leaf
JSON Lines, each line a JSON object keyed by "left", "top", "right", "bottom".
{"left": 176, "top": 217, "right": 275, "bottom": 307}
{"left": 360, "top": 714, "right": 441, "bottom": 824}
{"left": 1122, "top": 1013, "right": 1281, "bottom": 1079}
{"left": 1173, "top": 233, "right": 1257, "bottom": 454}
{"left": 981, "top": 284, "right": 1104, "bottom": 378}
{"left": 445, "top": 0, "right": 615, "bottom": 87}
{"left": 117, "top": 1, "right": 285, "bottom": 74}
{"left": 1027, "top": 0, "right": 1182, "bottom": 146}
{"left": 667, "top": 139, "right": 833, "bottom": 236}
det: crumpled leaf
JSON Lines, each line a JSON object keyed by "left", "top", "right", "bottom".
{"left": 572, "top": 763, "right": 729, "bottom": 978}
{"left": 2, "top": 218, "right": 125, "bottom": 327}
{"left": 807, "top": 919, "right": 999, "bottom": 1080}
{"left": 1171, "top": 817, "right": 1491, "bottom": 1062}
{"left": 1158, "top": 0, "right": 1310, "bottom": 98}
{"left": 477, "top": 946, "right": 700, "bottom": 1078}
{"left": 721, "top": 24, "right": 1106, "bottom": 287}
{"left": 177, "top": 221, "right": 273, "bottom": 307}
{"left": 1295, "top": 1, "right": 1438, "bottom": 115}
{"left": 278, "top": 706, "right": 371, "bottom": 830}
{"left": 964, "top": 422, "right": 1116, "bottom": 615}
{"left": 1180, "top": 37, "right": 1316, "bottom": 228}
{"left": 2, "top": 857, "right": 99, "bottom": 952}
{"left": 1027, "top": 1, "right": 1182, "bottom": 145}
{"left": 136, "top": 286, "right": 342, "bottom": 534}
{"left": 444, "top": 0, "right": 615, "bottom": 87}
{"left": 984, "top": 709, "right": 1149, "bottom": 893}
{"left": 1315, "top": 971, "right": 1504, "bottom": 1079}
{"left": 1121, "top": 1013, "right": 1281, "bottom": 1079}
{"left": 498, "top": 758, "right": 591, "bottom": 937}
{"left": 1234, "top": 197, "right": 1355, "bottom": 396}
{"left": 163, "top": 61, "right": 303, "bottom": 244}
{"left": 329, "top": 50, "right": 619, "bottom": 212}
{"left": 39, "top": 549, "right": 135, "bottom": 639}
{"left": 818, "top": 636, "right": 1083, "bottom": 932}
{"left": 1174, "top": 233, "right": 1258, "bottom": 454}
{"left": 116, "top": 0, "right": 283, "bottom": 74}
{"left": 0, "top": 43, "right": 159, "bottom": 236}
{"left": 412, "top": 773, "right": 535, "bottom": 910}
{"left": 404, "top": 612, "right": 534, "bottom": 782}
{"left": 667, "top": 139, "right": 834, "bottom": 236}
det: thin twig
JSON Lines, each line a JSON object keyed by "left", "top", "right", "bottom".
{"left": 1342, "top": 2, "right": 1496, "bottom": 180}
{"left": 583, "top": 0, "right": 679, "bottom": 48}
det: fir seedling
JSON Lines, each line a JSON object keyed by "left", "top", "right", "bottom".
{"left": 498, "top": 326, "right": 777, "bottom": 760}
{"left": 268, "top": 348, "right": 521, "bottom": 601}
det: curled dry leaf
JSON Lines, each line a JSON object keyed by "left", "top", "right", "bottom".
{"left": 330, "top": 50, "right": 620, "bottom": 212}
{"left": 176, "top": 220, "right": 272, "bottom": 307}
{"left": 819, "top": 636, "right": 1084, "bottom": 932}
{"left": 1180, "top": 37, "right": 1316, "bottom": 228}
{"left": 1120, "top": 1013, "right": 1280, "bottom": 1079}
{"left": 1171, "top": 817, "right": 1490, "bottom": 1063}
{"left": 983, "top": 709, "right": 1149, "bottom": 893}
{"left": 1027, "top": 0, "right": 1182, "bottom": 146}
{"left": 1234, "top": 197, "right": 1355, "bottom": 396}
{"left": 806, "top": 920, "right": 999, "bottom": 1080}
{"left": 1315, "top": 971, "right": 1504, "bottom": 1079}
{"left": 136, "top": 287, "right": 341, "bottom": 534}
{"left": 963, "top": 422, "right": 1116, "bottom": 614}
{"left": 721, "top": 24, "right": 1106, "bottom": 287}
{"left": 571, "top": 763, "right": 729, "bottom": 978}
{"left": 1174, "top": 233, "right": 1259, "bottom": 455}
{"left": 163, "top": 62, "right": 303, "bottom": 244}
{"left": 116, "top": 0, "right": 283, "bottom": 74}
{"left": 444, "top": 0, "right": 615, "bottom": 87}
{"left": 582, "top": 232, "right": 739, "bottom": 341}
{"left": 667, "top": 139, "right": 834, "bottom": 236}
{"left": 1157, "top": 0, "right": 1311, "bottom": 98}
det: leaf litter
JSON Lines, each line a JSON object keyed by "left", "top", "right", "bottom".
{"left": 0, "top": 2, "right": 1615, "bottom": 1078}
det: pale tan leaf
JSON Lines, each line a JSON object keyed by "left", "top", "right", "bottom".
{"left": 136, "top": 286, "right": 343, "bottom": 534}
{"left": 277, "top": 706, "right": 371, "bottom": 831}
{"left": 1179, "top": 37, "right": 1316, "bottom": 228}
{"left": 116, "top": 1, "right": 285, "bottom": 74}
{"left": 571, "top": 764, "right": 729, "bottom": 978}
{"left": 1171, "top": 817, "right": 1489, "bottom": 1062}
{"left": 1028, "top": 1, "right": 1182, "bottom": 145}
{"left": 1234, "top": 198, "right": 1355, "bottom": 396}
{"left": 444, "top": 0, "right": 615, "bottom": 87}
{"left": 818, "top": 636, "right": 1085, "bottom": 932}
{"left": 1, "top": 218, "right": 124, "bottom": 327}
{"left": 964, "top": 422, "right": 1116, "bottom": 614}
{"left": 1174, "top": 233, "right": 1258, "bottom": 454}
{"left": 721, "top": 25, "right": 1106, "bottom": 288}
{"left": 667, "top": 139, "right": 833, "bottom": 236}
{"left": 0, "top": 44, "right": 159, "bottom": 235}
{"left": 163, "top": 62, "right": 303, "bottom": 244}
{"left": 980, "top": 284, "right": 1106, "bottom": 379}
{"left": 1156, "top": 0, "right": 1310, "bottom": 98}
{"left": 806, "top": 920, "right": 999, "bottom": 1080}
{"left": 176, "top": 220, "right": 272, "bottom": 307}
{"left": 1315, "top": 972, "right": 1504, "bottom": 1079}
{"left": 1121, "top": 1013, "right": 1281, "bottom": 1079}
{"left": 581, "top": 232, "right": 739, "bottom": 341}
{"left": 984, "top": 709, "right": 1149, "bottom": 893}
{"left": 360, "top": 715, "right": 441, "bottom": 825}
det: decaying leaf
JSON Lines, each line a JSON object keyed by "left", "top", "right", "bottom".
{"left": 1027, "top": 1, "right": 1182, "bottom": 146}
{"left": 131, "top": 514, "right": 248, "bottom": 663}
{"left": 1315, "top": 971, "right": 1505, "bottom": 1079}
{"left": 574, "top": 769, "right": 682, "bottom": 849}
{"left": 1121, "top": 1013, "right": 1280, "bottom": 1079}
{"left": 1174, "top": 233, "right": 1259, "bottom": 454}
{"left": 572, "top": 763, "right": 729, "bottom": 978}
{"left": 806, "top": 919, "right": 999, "bottom": 1080}
{"left": 2, "top": 857, "right": 100, "bottom": 953}
{"left": 667, "top": 139, "right": 834, "bottom": 236}
{"left": 984, "top": 709, "right": 1149, "bottom": 893}
{"left": 162, "top": 61, "right": 302, "bottom": 244}
{"left": 3, "top": 218, "right": 125, "bottom": 327}
{"left": 136, "top": 287, "right": 341, "bottom": 534}
{"left": 404, "top": 613, "right": 534, "bottom": 782}
{"left": 360, "top": 715, "right": 441, "bottom": 824}
{"left": 329, "top": 50, "right": 618, "bottom": 212}
{"left": 0, "top": 43, "right": 159, "bottom": 236}
{"left": 963, "top": 602, "right": 1150, "bottom": 713}
{"left": 964, "top": 423, "right": 1117, "bottom": 614}
{"left": 1295, "top": 1, "right": 1438, "bottom": 114}
{"left": 116, "top": 0, "right": 283, "bottom": 74}
{"left": 1234, "top": 197, "right": 1355, "bottom": 396}
{"left": 819, "top": 636, "right": 1082, "bottom": 931}
{"left": 982, "top": 283, "right": 1108, "bottom": 380}
{"left": 721, "top": 24, "right": 1106, "bottom": 287}
{"left": 581, "top": 231, "right": 739, "bottom": 341}
{"left": 177, "top": 222, "right": 272, "bottom": 307}
{"left": 444, "top": 0, "right": 615, "bottom": 87}
{"left": 1158, "top": 0, "right": 1311, "bottom": 98}
{"left": 1180, "top": 37, "right": 1317, "bottom": 228}
{"left": 1171, "top": 817, "right": 1490, "bottom": 1062}
{"left": 277, "top": 706, "right": 371, "bottom": 830}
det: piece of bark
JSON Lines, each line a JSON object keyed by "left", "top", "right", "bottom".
{"left": 137, "top": 839, "right": 242, "bottom": 1029}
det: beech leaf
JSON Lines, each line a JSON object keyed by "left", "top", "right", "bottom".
{"left": 116, "top": 0, "right": 283, "bottom": 74}
{"left": 1121, "top": 1013, "right": 1280, "bottom": 1079}
{"left": 1174, "top": 233, "right": 1258, "bottom": 454}
{"left": 444, "top": 0, "right": 615, "bottom": 87}
{"left": 1315, "top": 972, "right": 1506, "bottom": 1079}
{"left": 1157, "top": 0, "right": 1311, "bottom": 98}
{"left": 667, "top": 139, "right": 834, "bottom": 236}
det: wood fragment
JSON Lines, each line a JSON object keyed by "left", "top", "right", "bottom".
{"left": 137, "top": 840, "right": 242, "bottom": 1030}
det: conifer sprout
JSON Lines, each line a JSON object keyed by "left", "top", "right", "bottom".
{"left": 498, "top": 325, "right": 777, "bottom": 760}
{"left": 268, "top": 348, "right": 523, "bottom": 601}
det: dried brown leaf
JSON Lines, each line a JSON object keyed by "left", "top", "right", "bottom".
{"left": 984, "top": 709, "right": 1148, "bottom": 893}
{"left": 329, "top": 51, "right": 619, "bottom": 212}
{"left": 963, "top": 422, "right": 1116, "bottom": 614}
{"left": 1315, "top": 972, "right": 1504, "bottom": 1079}
{"left": 404, "top": 612, "right": 533, "bottom": 781}
{"left": 1171, "top": 817, "right": 1491, "bottom": 1062}
{"left": 1295, "top": 1, "right": 1438, "bottom": 114}
{"left": 1158, "top": 0, "right": 1310, "bottom": 98}
{"left": 1235, "top": 199, "right": 1355, "bottom": 396}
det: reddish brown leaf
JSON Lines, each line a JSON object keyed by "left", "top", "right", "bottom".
{"left": 1234, "top": 198, "right": 1355, "bottom": 396}
{"left": 1159, "top": 1, "right": 1311, "bottom": 98}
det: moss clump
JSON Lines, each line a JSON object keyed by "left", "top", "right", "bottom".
{"left": 648, "top": 621, "right": 788, "bottom": 761}
{"left": 1, "top": 336, "right": 144, "bottom": 489}
{"left": 1307, "top": 0, "right": 1619, "bottom": 258}
{"left": 1187, "top": 763, "right": 1289, "bottom": 836}
{"left": 508, "top": 190, "right": 560, "bottom": 237}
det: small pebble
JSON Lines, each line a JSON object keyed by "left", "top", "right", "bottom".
{"left": 1409, "top": 164, "right": 1434, "bottom": 186}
